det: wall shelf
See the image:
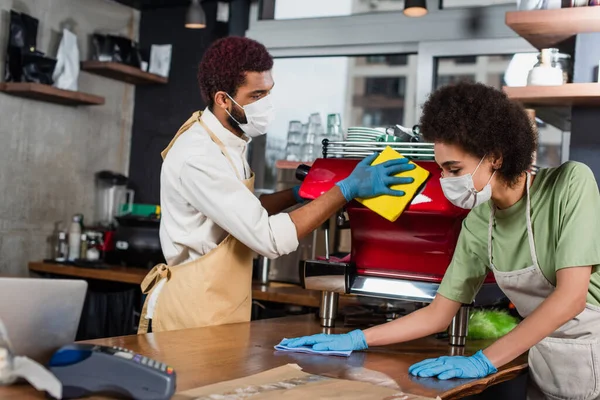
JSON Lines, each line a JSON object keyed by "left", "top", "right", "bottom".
{"left": 275, "top": 160, "right": 313, "bottom": 170}
{"left": 506, "top": 7, "right": 600, "bottom": 50}
{"left": 0, "top": 82, "right": 105, "bottom": 106}
{"left": 503, "top": 83, "right": 600, "bottom": 106}
{"left": 81, "top": 61, "right": 168, "bottom": 85}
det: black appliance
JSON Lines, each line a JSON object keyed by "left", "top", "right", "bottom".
{"left": 4, "top": 10, "right": 56, "bottom": 84}
{"left": 111, "top": 215, "right": 165, "bottom": 269}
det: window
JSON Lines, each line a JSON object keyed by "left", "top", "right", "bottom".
{"left": 256, "top": 53, "right": 417, "bottom": 190}
{"left": 365, "top": 77, "right": 406, "bottom": 98}
{"left": 435, "top": 55, "right": 513, "bottom": 89}
{"left": 436, "top": 74, "right": 475, "bottom": 89}
{"left": 434, "top": 53, "right": 567, "bottom": 168}
{"left": 361, "top": 109, "right": 405, "bottom": 127}
{"left": 270, "top": 53, "right": 417, "bottom": 139}
{"left": 365, "top": 55, "right": 409, "bottom": 66}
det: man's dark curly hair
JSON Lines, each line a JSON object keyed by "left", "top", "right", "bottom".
{"left": 420, "top": 82, "right": 537, "bottom": 185}
{"left": 198, "top": 36, "right": 273, "bottom": 109}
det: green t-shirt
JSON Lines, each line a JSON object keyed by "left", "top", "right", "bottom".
{"left": 438, "top": 161, "right": 600, "bottom": 306}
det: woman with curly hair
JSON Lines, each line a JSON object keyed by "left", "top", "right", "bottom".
{"left": 283, "top": 82, "right": 600, "bottom": 399}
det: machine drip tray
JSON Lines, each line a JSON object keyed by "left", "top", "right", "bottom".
{"left": 341, "top": 301, "right": 418, "bottom": 328}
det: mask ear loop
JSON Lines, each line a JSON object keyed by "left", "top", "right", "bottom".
{"left": 471, "top": 157, "right": 496, "bottom": 195}
{"left": 485, "top": 170, "right": 497, "bottom": 186}
{"left": 224, "top": 93, "right": 245, "bottom": 126}
{"left": 472, "top": 154, "right": 487, "bottom": 177}
{"left": 472, "top": 154, "right": 497, "bottom": 188}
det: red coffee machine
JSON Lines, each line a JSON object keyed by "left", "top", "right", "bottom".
{"left": 297, "top": 140, "right": 505, "bottom": 346}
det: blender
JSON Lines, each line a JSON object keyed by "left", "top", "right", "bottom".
{"left": 94, "top": 171, "right": 134, "bottom": 228}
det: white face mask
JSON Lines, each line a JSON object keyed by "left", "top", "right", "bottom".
{"left": 440, "top": 156, "right": 496, "bottom": 209}
{"left": 225, "top": 93, "right": 275, "bottom": 138}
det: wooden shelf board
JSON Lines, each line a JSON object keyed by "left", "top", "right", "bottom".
{"left": 29, "top": 262, "right": 146, "bottom": 285}
{"left": 275, "top": 160, "right": 313, "bottom": 170}
{"left": 0, "top": 82, "right": 105, "bottom": 106}
{"left": 81, "top": 61, "right": 168, "bottom": 85}
{"left": 506, "top": 7, "right": 600, "bottom": 50}
{"left": 503, "top": 83, "right": 600, "bottom": 106}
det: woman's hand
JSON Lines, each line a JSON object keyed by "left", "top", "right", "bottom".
{"left": 409, "top": 350, "right": 497, "bottom": 380}
{"left": 279, "top": 330, "right": 367, "bottom": 352}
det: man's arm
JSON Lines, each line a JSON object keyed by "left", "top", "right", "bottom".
{"left": 260, "top": 189, "right": 298, "bottom": 216}
{"left": 181, "top": 156, "right": 299, "bottom": 259}
{"left": 289, "top": 187, "right": 346, "bottom": 238}
{"left": 180, "top": 153, "right": 414, "bottom": 258}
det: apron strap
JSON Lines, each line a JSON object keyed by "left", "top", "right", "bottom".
{"left": 161, "top": 111, "right": 202, "bottom": 160}
{"left": 488, "top": 172, "right": 538, "bottom": 268}
{"left": 488, "top": 204, "right": 495, "bottom": 266}
{"left": 140, "top": 264, "right": 171, "bottom": 294}
{"left": 161, "top": 111, "right": 248, "bottom": 181}
{"left": 138, "top": 264, "right": 170, "bottom": 334}
{"left": 198, "top": 118, "right": 243, "bottom": 180}
{"left": 524, "top": 172, "right": 539, "bottom": 268}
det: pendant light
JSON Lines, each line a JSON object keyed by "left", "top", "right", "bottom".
{"left": 403, "top": 0, "right": 428, "bottom": 17}
{"left": 185, "top": 0, "right": 206, "bottom": 29}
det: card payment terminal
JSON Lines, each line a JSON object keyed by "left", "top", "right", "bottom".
{"left": 48, "top": 344, "right": 176, "bottom": 400}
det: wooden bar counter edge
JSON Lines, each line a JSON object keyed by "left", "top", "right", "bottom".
{"left": 27, "top": 261, "right": 358, "bottom": 309}
{"left": 0, "top": 314, "right": 527, "bottom": 400}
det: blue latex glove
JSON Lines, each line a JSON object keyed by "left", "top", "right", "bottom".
{"left": 336, "top": 153, "right": 416, "bottom": 201}
{"left": 408, "top": 350, "right": 498, "bottom": 380}
{"left": 292, "top": 185, "right": 304, "bottom": 203}
{"left": 279, "top": 330, "right": 368, "bottom": 352}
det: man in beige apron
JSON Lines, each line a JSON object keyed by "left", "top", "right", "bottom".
{"left": 138, "top": 37, "right": 417, "bottom": 334}
{"left": 487, "top": 174, "right": 600, "bottom": 400}
{"left": 139, "top": 112, "right": 256, "bottom": 333}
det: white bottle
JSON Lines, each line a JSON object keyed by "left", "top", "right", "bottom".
{"left": 67, "top": 215, "right": 82, "bottom": 261}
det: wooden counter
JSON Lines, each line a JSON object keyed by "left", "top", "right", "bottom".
{"left": 0, "top": 314, "right": 527, "bottom": 400}
{"left": 29, "top": 262, "right": 147, "bottom": 285}
{"left": 28, "top": 262, "right": 355, "bottom": 308}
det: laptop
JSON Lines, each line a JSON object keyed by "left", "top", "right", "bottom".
{"left": 0, "top": 277, "right": 87, "bottom": 364}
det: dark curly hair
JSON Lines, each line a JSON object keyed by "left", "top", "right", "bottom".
{"left": 198, "top": 36, "right": 273, "bottom": 109}
{"left": 420, "top": 82, "right": 537, "bottom": 185}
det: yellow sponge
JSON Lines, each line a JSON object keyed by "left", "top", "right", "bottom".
{"left": 356, "top": 146, "right": 430, "bottom": 222}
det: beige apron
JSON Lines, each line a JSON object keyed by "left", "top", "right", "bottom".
{"left": 488, "top": 173, "right": 600, "bottom": 400}
{"left": 138, "top": 112, "right": 255, "bottom": 333}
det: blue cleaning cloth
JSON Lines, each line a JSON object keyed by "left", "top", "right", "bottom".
{"left": 274, "top": 341, "right": 352, "bottom": 357}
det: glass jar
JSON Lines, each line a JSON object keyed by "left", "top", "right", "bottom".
{"left": 539, "top": 48, "right": 559, "bottom": 68}
{"left": 85, "top": 233, "right": 102, "bottom": 261}
{"left": 327, "top": 113, "right": 343, "bottom": 140}
{"left": 528, "top": 48, "right": 564, "bottom": 86}
{"left": 556, "top": 52, "right": 572, "bottom": 84}
{"left": 285, "top": 120, "right": 303, "bottom": 161}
